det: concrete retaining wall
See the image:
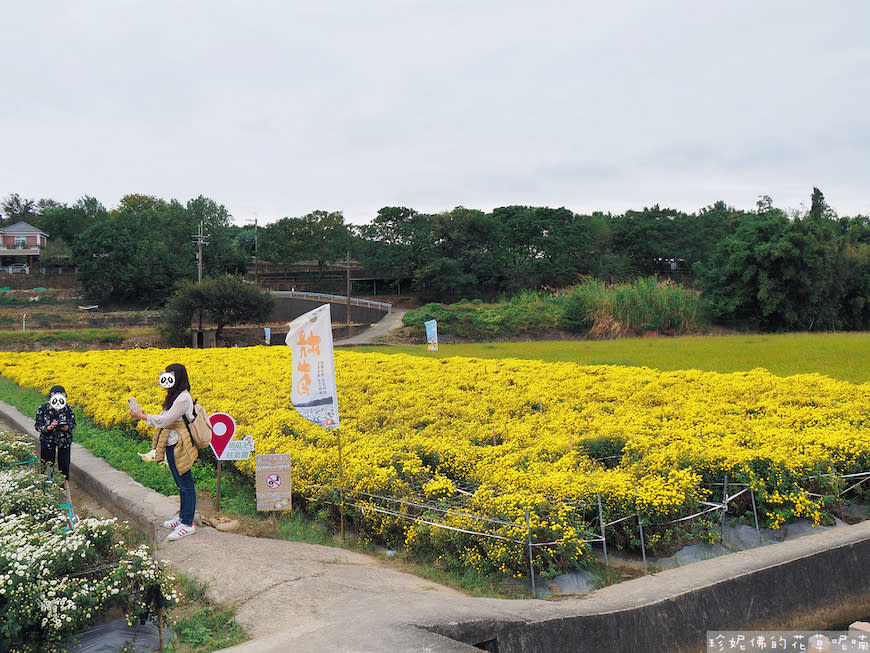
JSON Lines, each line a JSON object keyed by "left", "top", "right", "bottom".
{"left": 428, "top": 523, "right": 870, "bottom": 653}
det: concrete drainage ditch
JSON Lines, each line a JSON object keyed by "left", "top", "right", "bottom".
{"left": 423, "top": 520, "right": 870, "bottom": 652}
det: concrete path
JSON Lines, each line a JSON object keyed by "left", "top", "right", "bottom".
{"left": 5, "top": 397, "right": 870, "bottom": 652}
{"left": 335, "top": 308, "right": 408, "bottom": 346}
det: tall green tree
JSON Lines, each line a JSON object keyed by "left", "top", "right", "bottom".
{"left": 73, "top": 193, "right": 248, "bottom": 304}
{"left": 38, "top": 196, "right": 108, "bottom": 245}
{"left": 790, "top": 187, "right": 844, "bottom": 330}
{"left": 259, "top": 210, "right": 351, "bottom": 276}
{"left": 161, "top": 275, "right": 274, "bottom": 344}
{"left": 532, "top": 207, "right": 594, "bottom": 284}
{"left": 186, "top": 195, "right": 247, "bottom": 275}
{"left": 357, "top": 207, "right": 436, "bottom": 290}
{"left": 697, "top": 204, "right": 800, "bottom": 329}
{"left": 74, "top": 194, "right": 191, "bottom": 304}
{"left": 300, "top": 210, "right": 353, "bottom": 276}
{"left": 0, "top": 194, "right": 38, "bottom": 226}
{"left": 696, "top": 191, "right": 862, "bottom": 331}
{"left": 420, "top": 207, "right": 503, "bottom": 299}
{"left": 260, "top": 216, "right": 307, "bottom": 266}
{"left": 490, "top": 206, "right": 550, "bottom": 293}
{"left": 610, "top": 205, "right": 683, "bottom": 276}
{"left": 672, "top": 201, "right": 742, "bottom": 270}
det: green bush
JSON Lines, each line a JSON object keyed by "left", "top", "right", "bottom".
{"left": 403, "top": 279, "right": 709, "bottom": 341}
{"left": 560, "top": 280, "right": 612, "bottom": 333}
{"left": 577, "top": 436, "right": 626, "bottom": 468}
{"left": 613, "top": 278, "right": 704, "bottom": 334}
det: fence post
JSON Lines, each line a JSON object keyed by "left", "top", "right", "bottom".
{"left": 597, "top": 493, "right": 608, "bottom": 566}
{"left": 525, "top": 508, "right": 536, "bottom": 597}
{"left": 750, "top": 486, "right": 761, "bottom": 546}
{"left": 337, "top": 430, "right": 345, "bottom": 542}
{"left": 637, "top": 512, "right": 647, "bottom": 576}
{"left": 721, "top": 473, "right": 728, "bottom": 543}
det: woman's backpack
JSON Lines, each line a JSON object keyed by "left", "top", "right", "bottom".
{"left": 182, "top": 400, "right": 213, "bottom": 448}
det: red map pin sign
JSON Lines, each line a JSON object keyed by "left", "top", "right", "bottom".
{"left": 209, "top": 412, "right": 236, "bottom": 459}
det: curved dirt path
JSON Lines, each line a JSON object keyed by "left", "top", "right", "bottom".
{"left": 335, "top": 308, "right": 408, "bottom": 346}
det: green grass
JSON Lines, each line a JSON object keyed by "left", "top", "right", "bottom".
{"left": 345, "top": 331, "right": 870, "bottom": 384}
{"left": 165, "top": 575, "right": 247, "bottom": 652}
{"left": 0, "top": 328, "right": 125, "bottom": 345}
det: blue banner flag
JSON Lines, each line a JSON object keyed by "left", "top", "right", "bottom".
{"left": 424, "top": 319, "right": 438, "bottom": 352}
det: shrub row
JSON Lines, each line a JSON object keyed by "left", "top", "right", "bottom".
{"left": 403, "top": 278, "right": 709, "bottom": 340}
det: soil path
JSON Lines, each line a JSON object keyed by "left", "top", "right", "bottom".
{"left": 335, "top": 308, "right": 408, "bottom": 345}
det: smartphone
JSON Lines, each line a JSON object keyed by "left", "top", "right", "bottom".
{"left": 128, "top": 397, "right": 140, "bottom": 412}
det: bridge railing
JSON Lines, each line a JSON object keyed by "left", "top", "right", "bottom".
{"left": 270, "top": 290, "right": 391, "bottom": 313}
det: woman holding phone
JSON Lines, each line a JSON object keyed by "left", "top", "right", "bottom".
{"left": 129, "top": 363, "right": 198, "bottom": 541}
{"left": 35, "top": 384, "right": 76, "bottom": 480}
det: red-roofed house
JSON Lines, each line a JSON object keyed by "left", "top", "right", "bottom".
{"left": 0, "top": 221, "right": 48, "bottom": 273}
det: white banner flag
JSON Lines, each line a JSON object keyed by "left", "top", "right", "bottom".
{"left": 285, "top": 304, "right": 339, "bottom": 429}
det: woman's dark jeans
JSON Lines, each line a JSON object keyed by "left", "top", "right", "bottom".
{"left": 166, "top": 445, "right": 196, "bottom": 526}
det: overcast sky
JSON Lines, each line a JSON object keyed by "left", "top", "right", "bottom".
{"left": 2, "top": 2, "right": 868, "bottom": 225}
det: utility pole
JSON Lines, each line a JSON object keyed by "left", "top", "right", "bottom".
{"left": 346, "top": 250, "right": 351, "bottom": 327}
{"left": 192, "top": 221, "right": 210, "bottom": 283}
{"left": 192, "top": 221, "right": 210, "bottom": 332}
{"left": 247, "top": 218, "right": 259, "bottom": 283}
{"left": 197, "top": 223, "right": 203, "bottom": 283}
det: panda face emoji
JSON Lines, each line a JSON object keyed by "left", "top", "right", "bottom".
{"left": 49, "top": 393, "right": 67, "bottom": 411}
{"left": 159, "top": 371, "right": 176, "bottom": 389}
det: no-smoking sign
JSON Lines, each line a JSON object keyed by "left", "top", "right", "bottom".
{"left": 256, "top": 453, "right": 292, "bottom": 511}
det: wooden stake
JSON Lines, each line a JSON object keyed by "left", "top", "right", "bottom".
{"left": 338, "top": 429, "right": 345, "bottom": 542}
{"left": 150, "top": 523, "right": 164, "bottom": 651}
{"left": 270, "top": 448, "right": 277, "bottom": 535}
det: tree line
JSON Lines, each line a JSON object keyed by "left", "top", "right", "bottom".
{"left": 2, "top": 187, "right": 868, "bottom": 331}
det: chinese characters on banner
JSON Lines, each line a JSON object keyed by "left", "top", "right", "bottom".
{"left": 285, "top": 304, "right": 340, "bottom": 430}
{"left": 425, "top": 319, "right": 438, "bottom": 351}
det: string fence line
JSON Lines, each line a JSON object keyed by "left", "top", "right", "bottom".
{"left": 292, "top": 467, "right": 870, "bottom": 583}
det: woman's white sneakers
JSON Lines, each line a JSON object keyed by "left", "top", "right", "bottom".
{"left": 162, "top": 515, "right": 195, "bottom": 540}
{"left": 167, "top": 523, "right": 196, "bottom": 541}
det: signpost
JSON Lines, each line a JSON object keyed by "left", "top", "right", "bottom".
{"left": 209, "top": 412, "right": 237, "bottom": 459}
{"left": 208, "top": 412, "right": 254, "bottom": 509}
{"left": 256, "top": 452, "right": 292, "bottom": 513}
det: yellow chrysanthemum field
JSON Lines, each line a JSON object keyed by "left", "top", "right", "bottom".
{"left": 1, "top": 347, "right": 868, "bottom": 574}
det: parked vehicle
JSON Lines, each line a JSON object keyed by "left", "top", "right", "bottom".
{"left": 2, "top": 264, "right": 30, "bottom": 274}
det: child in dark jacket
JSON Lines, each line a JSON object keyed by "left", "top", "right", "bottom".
{"left": 34, "top": 384, "right": 76, "bottom": 479}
